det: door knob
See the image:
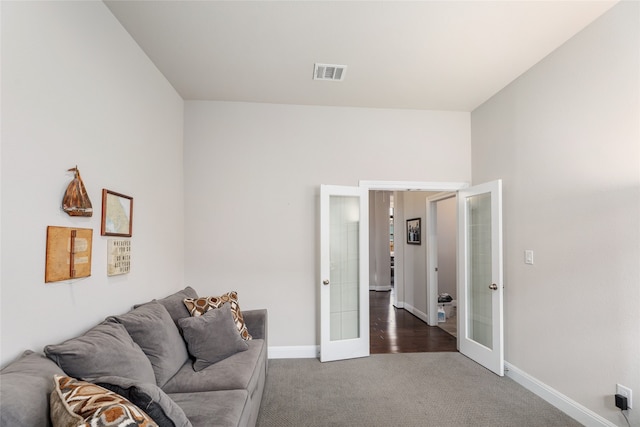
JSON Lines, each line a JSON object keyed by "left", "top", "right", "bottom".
{"left": 489, "top": 283, "right": 498, "bottom": 290}
{"left": 323, "top": 279, "right": 330, "bottom": 286}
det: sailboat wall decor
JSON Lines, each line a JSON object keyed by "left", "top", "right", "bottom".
{"left": 62, "top": 166, "right": 93, "bottom": 217}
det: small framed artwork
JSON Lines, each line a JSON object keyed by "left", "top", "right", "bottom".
{"left": 406, "top": 218, "right": 421, "bottom": 245}
{"left": 107, "top": 239, "right": 131, "bottom": 276}
{"left": 101, "top": 189, "right": 133, "bottom": 237}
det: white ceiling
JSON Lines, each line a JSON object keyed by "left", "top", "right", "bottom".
{"left": 104, "top": 0, "right": 618, "bottom": 112}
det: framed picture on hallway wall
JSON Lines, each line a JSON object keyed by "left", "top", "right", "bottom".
{"left": 406, "top": 218, "right": 421, "bottom": 245}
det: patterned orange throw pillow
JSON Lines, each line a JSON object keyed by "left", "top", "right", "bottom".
{"left": 50, "top": 375, "right": 157, "bottom": 427}
{"left": 183, "top": 291, "right": 252, "bottom": 340}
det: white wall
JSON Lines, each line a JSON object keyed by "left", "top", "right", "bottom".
{"left": 401, "top": 192, "right": 429, "bottom": 318}
{"left": 183, "top": 101, "right": 470, "bottom": 348}
{"left": 1, "top": 1, "right": 184, "bottom": 366}
{"left": 393, "top": 191, "right": 406, "bottom": 307}
{"left": 369, "top": 191, "right": 391, "bottom": 291}
{"left": 471, "top": 2, "right": 639, "bottom": 425}
{"left": 436, "top": 196, "right": 456, "bottom": 298}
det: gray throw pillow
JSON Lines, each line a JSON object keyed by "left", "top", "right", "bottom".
{"left": 108, "top": 302, "right": 189, "bottom": 387}
{"left": 93, "top": 376, "right": 192, "bottom": 427}
{"left": 44, "top": 322, "right": 156, "bottom": 384}
{"left": 135, "top": 286, "right": 199, "bottom": 326}
{"left": 178, "top": 303, "right": 249, "bottom": 371}
{"left": 0, "top": 351, "right": 66, "bottom": 427}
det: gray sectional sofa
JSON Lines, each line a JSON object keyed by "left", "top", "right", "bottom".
{"left": 0, "top": 286, "right": 268, "bottom": 427}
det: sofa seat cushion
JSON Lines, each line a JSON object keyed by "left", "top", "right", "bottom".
{"left": 0, "top": 350, "right": 66, "bottom": 427}
{"left": 168, "top": 390, "right": 250, "bottom": 427}
{"left": 44, "top": 322, "right": 156, "bottom": 384}
{"left": 161, "top": 339, "right": 266, "bottom": 395}
{"left": 108, "top": 302, "right": 189, "bottom": 387}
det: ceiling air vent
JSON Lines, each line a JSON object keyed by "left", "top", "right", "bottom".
{"left": 313, "top": 63, "right": 347, "bottom": 81}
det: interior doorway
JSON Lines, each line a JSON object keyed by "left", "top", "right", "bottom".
{"left": 367, "top": 188, "right": 458, "bottom": 353}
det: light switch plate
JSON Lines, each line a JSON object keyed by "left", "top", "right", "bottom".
{"left": 525, "top": 250, "right": 534, "bottom": 265}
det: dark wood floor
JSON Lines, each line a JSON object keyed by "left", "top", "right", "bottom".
{"left": 370, "top": 290, "right": 457, "bottom": 354}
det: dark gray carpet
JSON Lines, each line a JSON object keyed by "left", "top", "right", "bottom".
{"left": 256, "top": 352, "right": 582, "bottom": 427}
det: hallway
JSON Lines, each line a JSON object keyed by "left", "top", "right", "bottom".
{"left": 369, "top": 290, "right": 457, "bottom": 354}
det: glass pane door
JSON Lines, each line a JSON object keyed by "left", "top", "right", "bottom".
{"left": 320, "top": 185, "right": 369, "bottom": 362}
{"left": 458, "top": 180, "right": 503, "bottom": 376}
{"left": 329, "top": 195, "right": 361, "bottom": 341}
{"left": 467, "top": 192, "right": 493, "bottom": 349}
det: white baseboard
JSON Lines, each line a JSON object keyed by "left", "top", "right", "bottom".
{"left": 268, "top": 345, "right": 318, "bottom": 359}
{"left": 369, "top": 284, "right": 392, "bottom": 291}
{"left": 403, "top": 303, "right": 428, "bottom": 323}
{"left": 504, "top": 362, "right": 617, "bottom": 427}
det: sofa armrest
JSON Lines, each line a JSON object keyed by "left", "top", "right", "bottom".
{"left": 243, "top": 309, "right": 267, "bottom": 342}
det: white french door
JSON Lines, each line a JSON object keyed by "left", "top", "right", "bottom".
{"left": 458, "top": 180, "right": 504, "bottom": 376}
{"left": 319, "top": 185, "right": 369, "bottom": 362}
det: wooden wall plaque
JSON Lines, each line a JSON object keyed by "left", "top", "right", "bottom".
{"left": 45, "top": 226, "right": 93, "bottom": 283}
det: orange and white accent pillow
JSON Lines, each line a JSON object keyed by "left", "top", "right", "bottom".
{"left": 50, "top": 375, "right": 157, "bottom": 427}
{"left": 183, "top": 291, "right": 252, "bottom": 340}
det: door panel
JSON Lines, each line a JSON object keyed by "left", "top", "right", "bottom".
{"left": 320, "top": 185, "right": 369, "bottom": 362}
{"left": 458, "top": 180, "right": 503, "bottom": 375}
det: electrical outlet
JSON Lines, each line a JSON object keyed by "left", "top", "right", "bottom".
{"left": 617, "top": 384, "right": 633, "bottom": 409}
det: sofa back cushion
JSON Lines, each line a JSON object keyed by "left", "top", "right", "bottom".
{"left": 0, "top": 350, "right": 66, "bottom": 427}
{"left": 44, "top": 322, "right": 156, "bottom": 384}
{"left": 108, "top": 302, "right": 189, "bottom": 387}
{"left": 135, "top": 286, "right": 198, "bottom": 327}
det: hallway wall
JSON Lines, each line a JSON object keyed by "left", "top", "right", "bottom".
{"left": 436, "top": 197, "right": 457, "bottom": 299}
{"left": 369, "top": 191, "right": 392, "bottom": 291}
{"left": 401, "top": 192, "right": 429, "bottom": 318}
